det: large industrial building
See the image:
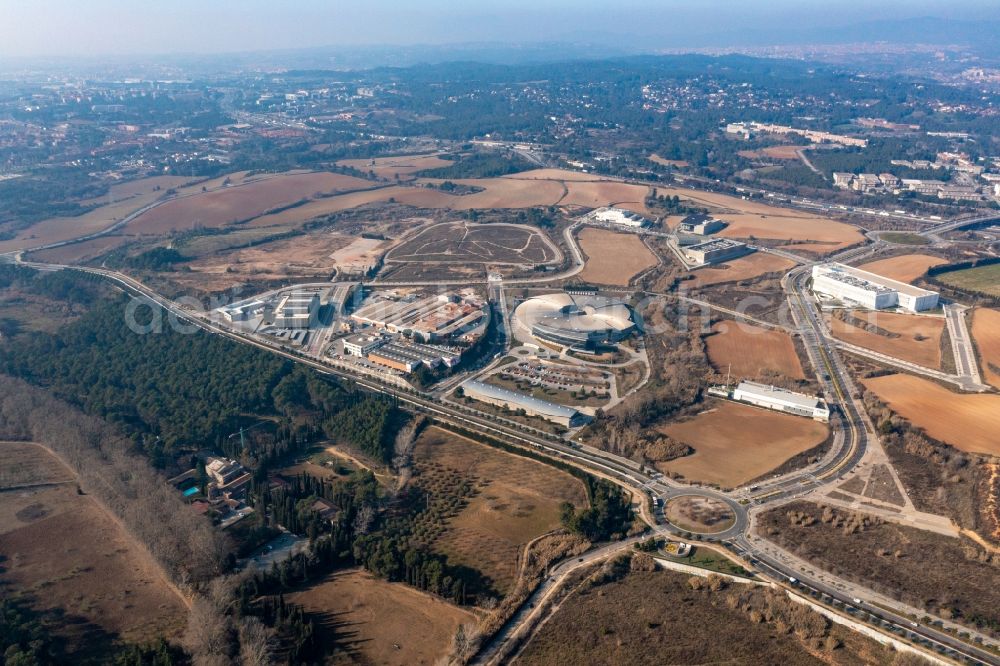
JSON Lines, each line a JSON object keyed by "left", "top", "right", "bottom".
{"left": 730, "top": 381, "right": 830, "bottom": 422}
{"left": 273, "top": 291, "right": 320, "bottom": 328}
{"left": 591, "top": 207, "right": 651, "bottom": 228}
{"left": 351, "top": 291, "right": 487, "bottom": 342}
{"left": 684, "top": 238, "right": 751, "bottom": 265}
{"left": 811, "top": 263, "right": 939, "bottom": 312}
{"left": 513, "top": 292, "right": 636, "bottom": 350}
{"left": 461, "top": 379, "right": 591, "bottom": 428}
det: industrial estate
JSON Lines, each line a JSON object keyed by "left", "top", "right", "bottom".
{"left": 1, "top": 19, "right": 999, "bottom": 666}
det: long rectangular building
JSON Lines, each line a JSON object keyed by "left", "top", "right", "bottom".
{"left": 273, "top": 291, "right": 320, "bottom": 328}
{"left": 732, "top": 381, "right": 830, "bottom": 422}
{"left": 461, "top": 380, "right": 590, "bottom": 428}
{"left": 811, "top": 263, "right": 939, "bottom": 312}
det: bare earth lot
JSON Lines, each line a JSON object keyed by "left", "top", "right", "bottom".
{"left": 687, "top": 251, "right": 796, "bottom": 287}
{"left": 577, "top": 227, "right": 657, "bottom": 286}
{"left": 857, "top": 254, "right": 947, "bottom": 284}
{"left": 659, "top": 402, "right": 828, "bottom": 488}
{"left": 517, "top": 567, "right": 895, "bottom": 666}
{"left": 861, "top": 374, "right": 1000, "bottom": 456}
{"left": 972, "top": 308, "right": 1000, "bottom": 388}
{"left": 705, "top": 320, "right": 805, "bottom": 380}
{"left": 414, "top": 427, "right": 588, "bottom": 594}
{"left": 0, "top": 442, "right": 186, "bottom": 653}
{"left": 827, "top": 310, "right": 944, "bottom": 369}
{"left": 386, "top": 222, "right": 558, "bottom": 265}
{"left": 289, "top": 568, "right": 475, "bottom": 666}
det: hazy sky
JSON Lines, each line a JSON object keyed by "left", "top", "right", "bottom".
{"left": 0, "top": 0, "right": 995, "bottom": 58}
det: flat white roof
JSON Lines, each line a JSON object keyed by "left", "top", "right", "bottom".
{"left": 818, "top": 263, "right": 937, "bottom": 298}
{"left": 735, "top": 381, "right": 823, "bottom": 411}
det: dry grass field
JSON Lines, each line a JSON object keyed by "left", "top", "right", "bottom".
{"left": 659, "top": 402, "right": 828, "bottom": 488}
{"left": 577, "top": 227, "right": 658, "bottom": 286}
{"left": 290, "top": 568, "right": 475, "bottom": 666}
{"left": 386, "top": 222, "right": 558, "bottom": 266}
{"left": 0, "top": 175, "right": 197, "bottom": 253}
{"left": 738, "top": 145, "right": 810, "bottom": 160}
{"left": 663, "top": 495, "right": 736, "bottom": 534}
{"left": 126, "top": 171, "right": 374, "bottom": 234}
{"left": 518, "top": 567, "right": 895, "bottom": 666}
{"left": 687, "top": 251, "right": 796, "bottom": 287}
{"left": 559, "top": 181, "right": 653, "bottom": 213}
{"left": 936, "top": 263, "right": 1000, "bottom": 297}
{"left": 857, "top": 254, "right": 947, "bottom": 284}
{"left": 827, "top": 310, "right": 944, "bottom": 369}
{"left": 972, "top": 308, "right": 1000, "bottom": 388}
{"left": 655, "top": 186, "right": 863, "bottom": 250}
{"left": 27, "top": 235, "right": 130, "bottom": 264}
{"left": 861, "top": 374, "right": 1000, "bottom": 456}
{"left": 0, "top": 442, "right": 186, "bottom": 653}
{"left": 501, "top": 168, "right": 606, "bottom": 181}
{"left": 648, "top": 154, "right": 690, "bottom": 168}
{"left": 338, "top": 153, "right": 454, "bottom": 180}
{"left": 414, "top": 427, "right": 588, "bottom": 594}
{"left": 705, "top": 321, "right": 805, "bottom": 380}
{"left": 759, "top": 501, "right": 1000, "bottom": 639}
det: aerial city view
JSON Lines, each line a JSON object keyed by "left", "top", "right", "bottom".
{"left": 1, "top": 1, "right": 999, "bottom": 664}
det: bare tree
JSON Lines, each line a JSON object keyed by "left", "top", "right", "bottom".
{"left": 238, "top": 617, "right": 276, "bottom": 666}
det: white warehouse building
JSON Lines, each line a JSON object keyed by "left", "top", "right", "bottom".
{"left": 811, "top": 263, "right": 939, "bottom": 312}
{"left": 732, "top": 381, "right": 830, "bottom": 422}
{"left": 592, "top": 207, "right": 650, "bottom": 228}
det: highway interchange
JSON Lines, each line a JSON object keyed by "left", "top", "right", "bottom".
{"left": 5, "top": 177, "right": 1000, "bottom": 665}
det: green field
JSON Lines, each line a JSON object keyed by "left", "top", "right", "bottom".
{"left": 937, "top": 263, "right": 1000, "bottom": 296}
{"left": 879, "top": 231, "right": 929, "bottom": 246}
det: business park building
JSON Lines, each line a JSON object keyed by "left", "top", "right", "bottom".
{"left": 811, "top": 263, "right": 939, "bottom": 312}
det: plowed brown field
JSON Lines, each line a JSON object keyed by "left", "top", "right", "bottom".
{"left": 705, "top": 321, "right": 805, "bottom": 380}
{"left": 971, "top": 308, "right": 1000, "bottom": 389}
{"left": 857, "top": 254, "right": 947, "bottom": 283}
{"left": 577, "top": 227, "right": 658, "bottom": 285}
{"left": 828, "top": 310, "right": 944, "bottom": 369}
{"left": 658, "top": 402, "right": 827, "bottom": 488}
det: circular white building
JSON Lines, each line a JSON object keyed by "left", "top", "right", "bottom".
{"left": 512, "top": 292, "right": 636, "bottom": 350}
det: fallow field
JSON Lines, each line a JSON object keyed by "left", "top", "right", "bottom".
{"left": 337, "top": 153, "right": 455, "bottom": 180}
{"left": 289, "top": 568, "right": 475, "bottom": 666}
{"left": 658, "top": 401, "right": 828, "bottom": 488}
{"left": 972, "top": 308, "right": 1000, "bottom": 388}
{"left": 857, "top": 254, "right": 947, "bottom": 284}
{"left": 687, "top": 251, "right": 796, "bottom": 288}
{"left": 413, "top": 427, "right": 588, "bottom": 594}
{"left": 861, "top": 374, "right": 1000, "bottom": 456}
{"left": 126, "top": 171, "right": 375, "bottom": 234}
{"left": 577, "top": 227, "right": 658, "bottom": 286}
{"left": 0, "top": 175, "right": 197, "bottom": 253}
{"left": 828, "top": 310, "right": 945, "bottom": 369}
{"left": 0, "top": 442, "right": 187, "bottom": 656}
{"left": 704, "top": 320, "right": 805, "bottom": 380}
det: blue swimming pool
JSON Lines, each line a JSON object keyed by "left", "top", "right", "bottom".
{"left": 182, "top": 486, "right": 200, "bottom": 497}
